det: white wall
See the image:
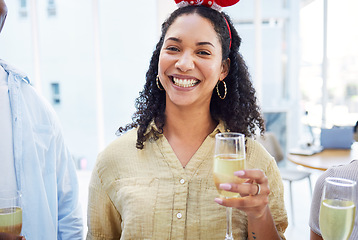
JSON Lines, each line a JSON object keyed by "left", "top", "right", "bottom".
{"left": 0, "top": 0, "right": 160, "bottom": 168}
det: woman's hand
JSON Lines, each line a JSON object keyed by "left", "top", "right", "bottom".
{"left": 214, "top": 169, "right": 282, "bottom": 239}
{"left": 214, "top": 169, "right": 270, "bottom": 219}
{"left": 0, "top": 233, "right": 25, "bottom": 240}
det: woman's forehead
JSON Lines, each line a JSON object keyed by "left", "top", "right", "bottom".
{"left": 170, "top": 13, "right": 214, "bottom": 30}
{"left": 165, "top": 13, "right": 219, "bottom": 43}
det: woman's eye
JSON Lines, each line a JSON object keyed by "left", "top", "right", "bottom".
{"left": 198, "top": 50, "right": 211, "bottom": 56}
{"left": 166, "top": 46, "right": 180, "bottom": 52}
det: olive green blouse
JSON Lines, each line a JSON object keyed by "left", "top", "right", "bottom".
{"left": 87, "top": 121, "right": 288, "bottom": 240}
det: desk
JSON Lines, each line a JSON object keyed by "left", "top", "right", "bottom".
{"left": 287, "top": 144, "right": 358, "bottom": 171}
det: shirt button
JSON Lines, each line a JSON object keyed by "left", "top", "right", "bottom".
{"left": 176, "top": 212, "right": 182, "bottom": 219}
{"left": 179, "top": 178, "right": 185, "bottom": 184}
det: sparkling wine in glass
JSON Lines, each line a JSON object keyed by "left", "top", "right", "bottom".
{"left": 319, "top": 177, "right": 356, "bottom": 240}
{"left": 213, "top": 132, "right": 245, "bottom": 240}
{"left": 0, "top": 191, "right": 22, "bottom": 235}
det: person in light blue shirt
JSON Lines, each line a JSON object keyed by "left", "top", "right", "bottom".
{"left": 0, "top": 1, "right": 83, "bottom": 239}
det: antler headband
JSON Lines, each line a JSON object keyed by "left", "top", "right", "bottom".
{"left": 174, "top": 0, "right": 240, "bottom": 49}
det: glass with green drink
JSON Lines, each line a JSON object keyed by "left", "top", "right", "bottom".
{"left": 319, "top": 177, "right": 356, "bottom": 240}
{"left": 213, "top": 132, "right": 246, "bottom": 240}
{"left": 0, "top": 191, "right": 22, "bottom": 235}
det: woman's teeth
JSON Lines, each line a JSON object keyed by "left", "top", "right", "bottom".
{"left": 172, "top": 77, "right": 198, "bottom": 88}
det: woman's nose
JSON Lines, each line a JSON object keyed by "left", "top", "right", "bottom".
{"left": 175, "top": 52, "right": 194, "bottom": 72}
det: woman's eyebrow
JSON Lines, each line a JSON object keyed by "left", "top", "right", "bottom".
{"left": 165, "top": 37, "right": 181, "bottom": 43}
{"left": 197, "top": 41, "right": 214, "bottom": 48}
{"left": 165, "top": 37, "right": 214, "bottom": 48}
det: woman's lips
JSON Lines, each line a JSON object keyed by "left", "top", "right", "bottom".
{"left": 172, "top": 77, "right": 199, "bottom": 88}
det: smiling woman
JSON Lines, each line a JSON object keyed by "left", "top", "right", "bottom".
{"left": 87, "top": 3, "right": 288, "bottom": 240}
{"left": 158, "top": 13, "right": 229, "bottom": 113}
{"left": 117, "top": 5, "right": 265, "bottom": 150}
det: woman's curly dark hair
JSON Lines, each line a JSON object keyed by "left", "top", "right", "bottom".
{"left": 117, "top": 5, "right": 265, "bottom": 149}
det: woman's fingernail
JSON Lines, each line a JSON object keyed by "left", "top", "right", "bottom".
{"left": 219, "top": 183, "right": 232, "bottom": 190}
{"left": 215, "top": 198, "right": 223, "bottom": 204}
{"left": 234, "top": 170, "right": 245, "bottom": 177}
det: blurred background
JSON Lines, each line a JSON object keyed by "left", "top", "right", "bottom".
{"left": 1, "top": 0, "right": 357, "bottom": 168}
{"left": 1, "top": 0, "right": 358, "bottom": 238}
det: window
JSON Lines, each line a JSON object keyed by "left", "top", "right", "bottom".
{"left": 51, "top": 83, "right": 61, "bottom": 104}
{"left": 300, "top": 0, "right": 358, "bottom": 132}
{"left": 47, "top": 0, "right": 57, "bottom": 17}
{"left": 19, "top": 0, "right": 27, "bottom": 17}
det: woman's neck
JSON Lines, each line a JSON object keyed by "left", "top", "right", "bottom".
{"left": 163, "top": 105, "right": 217, "bottom": 141}
{"left": 162, "top": 105, "right": 217, "bottom": 167}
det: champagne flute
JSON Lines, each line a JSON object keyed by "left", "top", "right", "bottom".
{"left": 0, "top": 191, "right": 22, "bottom": 235}
{"left": 319, "top": 177, "right": 356, "bottom": 240}
{"left": 213, "top": 132, "right": 246, "bottom": 240}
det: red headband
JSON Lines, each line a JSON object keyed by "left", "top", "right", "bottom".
{"left": 174, "top": 0, "right": 240, "bottom": 11}
{"left": 223, "top": 17, "right": 232, "bottom": 49}
{"left": 174, "top": 0, "right": 239, "bottom": 49}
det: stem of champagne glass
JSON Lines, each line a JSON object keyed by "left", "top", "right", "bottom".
{"left": 225, "top": 207, "right": 233, "bottom": 240}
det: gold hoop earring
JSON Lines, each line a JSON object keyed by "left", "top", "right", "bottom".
{"left": 216, "top": 80, "right": 227, "bottom": 100}
{"left": 156, "top": 75, "right": 164, "bottom": 91}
